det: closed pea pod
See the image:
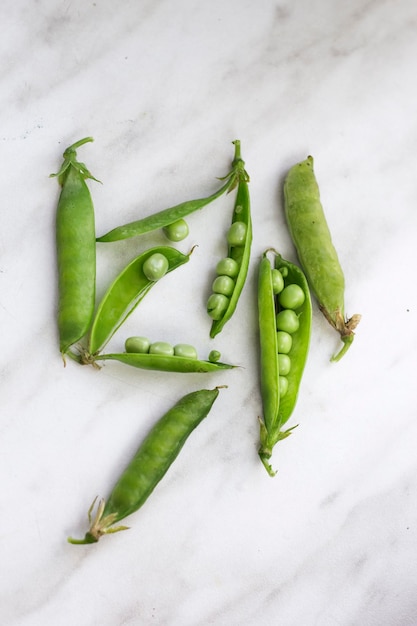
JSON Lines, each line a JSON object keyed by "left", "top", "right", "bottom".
{"left": 51, "top": 137, "right": 99, "bottom": 357}
{"left": 68, "top": 387, "right": 222, "bottom": 544}
{"left": 258, "top": 250, "right": 312, "bottom": 476}
{"left": 207, "top": 140, "right": 252, "bottom": 338}
{"left": 87, "top": 246, "right": 191, "bottom": 358}
{"left": 284, "top": 156, "right": 360, "bottom": 361}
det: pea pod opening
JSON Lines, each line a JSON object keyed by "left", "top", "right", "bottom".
{"left": 93, "top": 351, "right": 236, "bottom": 373}
{"left": 68, "top": 387, "right": 223, "bottom": 544}
{"left": 51, "top": 137, "right": 99, "bottom": 357}
{"left": 208, "top": 140, "right": 252, "bottom": 338}
{"left": 257, "top": 250, "right": 312, "bottom": 476}
{"left": 283, "top": 156, "right": 360, "bottom": 361}
{"left": 96, "top": 142, "right": 243, "bottom": 243}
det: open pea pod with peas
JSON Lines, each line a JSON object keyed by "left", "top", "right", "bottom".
{"left": 258, "top": 250, "right": 312, "bottom": 476}
{"left": 68, "top": 387, "right": 223, "bottom": 544}
{"left": 96, "top": 140, "right": 244, "bottom": 244}
{"left": 284, "top": 156, "right": 361, "bottom": 361}
{"left": 206, "top": 140, "right": 252, "bottom": 338}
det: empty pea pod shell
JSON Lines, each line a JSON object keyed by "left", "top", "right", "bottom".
{"left": 258, "top": 250, "right": 312, "bottom": 476}
{"left": 283, "top": 156, "right": 360, "bottom": 361}
{"left": 88, "top": 246, "right": 190, "bottom": 356}
{"left": 93, "top": 352, "right": 235, "bottom": 373}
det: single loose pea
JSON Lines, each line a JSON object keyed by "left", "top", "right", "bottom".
{"left": 142, "top": 253, "right": 169, "bottom": 281}
{"left": 125, "top": 336, "right": 150, "bottom": 354}
{"left": 212, "top": 275, "right": 235, "bottom": 297}
{"left": 149, "top": 341, "right": 174, "bottom": 356}
{"left": 173, "top": 344, "right": 198, "bottom": 359}
{"left": 276, "top": 309, "right": 300, "bottom": 334}
{"left": 278, "top": 354, "right": 291, "bottom": 376}
{"left": 279, "top": 376, "right": 289, "bottom": 397}
{"left": 271, "top": 269, "right": 284, "bottom": 295}
{"left": 279, "top": 284, "right": 305, "bottom": 310}
{"left": 163, "top": 219, "right": 189, "bottom": 242}
{"left": 216, "top": 257, "right": 239, "bottom": 278}
{"left": 276, "top": 331, "right": 292, "bottom": 354}
{"left": 227, "top": 221, "right": 247, "bottom": 246}
{"left": 207, "top": 293, "right": 229, "bottom": 320}
{"left": 208, "top": 350, "right": 221, "bottom": 363}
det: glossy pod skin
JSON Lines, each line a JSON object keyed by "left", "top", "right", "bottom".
{"left": 94, "top": 351, "right": 235, "bottom": 373}
{"left": 68, "top": 387, "right": 221, "bottom": 544}
{"left": 208, "top": 140, "right": 252, "bottom": 338}
{"left": 258, "top": 251, "right": 312, "bottom": 476}
{"left": 51, "top": 137, "right": 98, "bottom": 356}
{"left": 96, "top": 142, "right": 243, "bottom": 243}
{"left": 284, "top": 156, "right": 360, "bottom": 361}
{"left": 87, "top": 246, "right": 190, "bottom": 357}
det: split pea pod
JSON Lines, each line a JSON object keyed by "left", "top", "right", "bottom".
{"left": 96, "top": 143, "right": 243, "bottom": 243}
{"left": 51, "top": 137, "right": 99, "bottom": 357}
{"left": 284, "top": 156, "right": 360, "bottom": 361}
{"left": 207, "top": 140, "right": 252, "bottom": 338}
{"left": 86, "top": 246, "right": 190, "bottom": 357}
{"left": 258, "top": 250, "right": 311, "bottom": 476}
{"left": 68, "top": 387, "right": 222, "bottom": 544}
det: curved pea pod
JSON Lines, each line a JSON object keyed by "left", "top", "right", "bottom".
{"left": 258, "top": 250, "right": 312, "bottom": 476}
{"left": 68, "top": 387, "right": 222, "bottom": 544}
{"left": 96, "top": 142, "right": 242, "bottom": 243}
{"left": 88, "top": 246, "right": 190, "bottom": 356}
{"left": 284, "top": 156, "right": 360, "bottom": 361}
{"left": 93, "top": 352, "right": 236, "bottom": 373}
{"left": 209, "top": 140, "right": 252, "bottom": 338}
{"left": 51, "top": 137, "right": 99, "bottom": 356}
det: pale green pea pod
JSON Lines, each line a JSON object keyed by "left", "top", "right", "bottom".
{"left": 284, "top": 156, "right": 361, "bottom": 361}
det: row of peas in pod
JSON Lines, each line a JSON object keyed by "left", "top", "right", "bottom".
{"left": 51, "top": 137, "right": 359, "bottom": 543}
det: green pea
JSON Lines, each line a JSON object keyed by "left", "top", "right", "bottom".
{"left": 208, "top": 350, "right": 221, "bottom": 363}
{"left": 276, "top": 331, "right": 292, "bottom": 354}
{"left": 207, "top": 293, "right": 229, "bottom": 320}
{"left": 212, "top": 275, "right": 235, "bottom": 297}
{"left": 278, "top": 354, "right": 291, "bottom": 376}
{"left": 68, "top": 388, "right": 222, "bottom": 544}
{"left": 227, "top": 220, "right": 247, "bottom": 246}
{"left": 216, "top": 257, "right": 239, "bottom": 278}
{"left": 51, "top": 137, "right": 98, "bottom": 357}
{"left": 279, "top": 284, "right": 305, "bottom": 310}
{"left": 125, "top": 336, "right": 150, "bottom": 354}
{"left": 284, "top": 156, "right": 360, "bottom": 361}
{"left": 163, "top": 219, "right": 189, "bottom": 242}
{"left": 142, "top": 253, "right": 169, "bottom": 281}
{"left": 173, "top": 344, "right": 198, "bottom": 359}
{"left": 149, "top": 341, "right": 174, "bottom": 356}
{"left": 276, "top": 309, "right": 300, "bottom": 334}
{"left": 271, "top": 269, "right": 284, "bottom": 295}
{"left": 279, "top": 376, "right": 288, "bottom": 397}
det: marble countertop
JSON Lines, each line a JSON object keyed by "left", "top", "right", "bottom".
{"left": 2, "top": 1, "right": 417, "bottom": 625}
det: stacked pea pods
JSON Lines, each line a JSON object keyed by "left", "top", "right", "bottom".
{"left": 52, "top": 137, "right": 359, "bottom": 544}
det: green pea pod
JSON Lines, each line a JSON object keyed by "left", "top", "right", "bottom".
{"left": 93, "top": 352, "right": 235, "bottom": 373}
{"left": 284, "top": 156, "right": 361, "bottom": 361}
{"left": 258, "top": 250, "right": 312, "bottom": 476}
{"left": 51, "top": 137, "right": 99, "bottom": 356}
{"left": 96, "top": 143, "right": 242, "bottom": 243}
{"left": 68, "top": 387, "right": 222, "bottom": 544}
{"left": 208, "top": 140, "right": 252, "bottom": 338}
{"left": 88, "top": 246, "right": 190, "bottom": 356}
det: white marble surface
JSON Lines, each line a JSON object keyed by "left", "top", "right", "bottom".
{"left": 1, "top": 1, "right": 417, "bottom": 624}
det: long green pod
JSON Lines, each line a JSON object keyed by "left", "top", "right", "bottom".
{"left": 258, "top": 251, "right": 311, "bottom": 476}
{"left": 93, "top": 352, "right": 235, "bottom": 373}
{"left": 284, "top": 156, "right": 360, "bottom": 361}
{"left": 88, "top": 246, "right": 190, "bottom": 356}
{"left": 208, "top": 141, "right": 252, "bottom": 338}
{"left": 68, "top": 387, "right": 222, "bottom": 544}
{"left": 96, "top": 145, "right": 241, "bottom": 243}
{"left": 52, "top": 137, "right": 98, "bottom": 356}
